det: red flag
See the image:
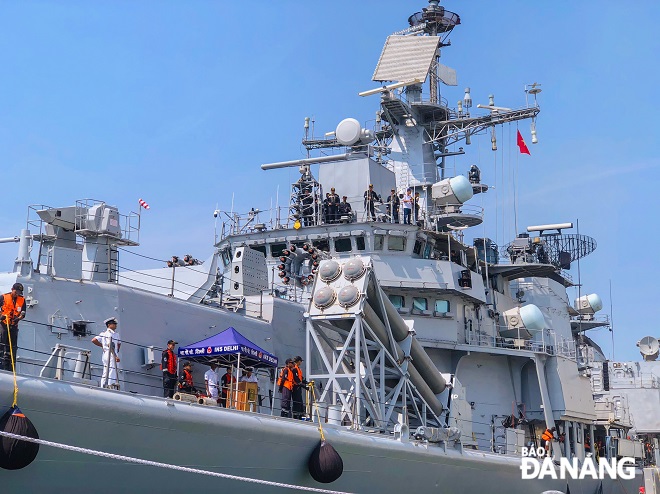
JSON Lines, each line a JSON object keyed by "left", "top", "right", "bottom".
{"left": 138, "top": 198, "right": 150, "bottom": 210}
{"left": 517, "top": 130, "right": 530, "bottom": 155}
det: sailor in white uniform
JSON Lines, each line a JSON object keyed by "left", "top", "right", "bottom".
{"left": 239, "top": 366, "right": 259, "bottom": 383}
{"left": 91, "top": 317, "right": 121, "bottom": 389}
{"left": 204, "top": 363, "right": 220, "bottom": 400}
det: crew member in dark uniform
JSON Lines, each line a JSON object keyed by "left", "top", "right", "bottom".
{"left": 292, "top": 356, "right": 307, "bottom": 419}
{"left": 338, "top": 196, "right": 352, "bottom": 222}
{"left": 278, "top": 358, "right": 295, "bottom": 417}
{"left": 322, "top": 193, "right": 330, "bottom": 224}
{"left": 469, "top": 164, "right": 481, "bottom": 184}
{"left": 178, "top": 361, "right": 196, "bottom": 394}
{"left": 386, "top": 189, "right": 400, "bottom": 223}
{"left": 161, "top": 339, "right": 178, "bottom": 398}
{"left": 363, "top": 184, "right": 379, "bottom": 221}
{"left": 328, "top": 187, "right": 340, "bottom": 223}
{"left": 220, "top": 367, "right": 236, "bottom": 407}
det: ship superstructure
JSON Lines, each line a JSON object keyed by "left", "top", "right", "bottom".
{"left": 0, "top": 1, "right": 658, "bottom": 493}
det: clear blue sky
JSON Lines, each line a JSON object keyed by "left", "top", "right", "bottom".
{"left": 0, "top": 1, "right": 658, "bottom": 361}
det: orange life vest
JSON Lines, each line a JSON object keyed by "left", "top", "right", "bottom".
{"left": 162, "top": 349, "right": 177, "bottom": 374}
{"left": 541, "top": 429, "right": 554, "bottom": 442}
{"left": 294, "top": 366, "right": 303, "bottom": 385}
{"left": 278, "top": 367, "right": 294, "bottom": 391}
{"left": 179, "top": 369, "right": 194, "bottom": 389}
{"left": 1, "top": 293, "right": 25, "bottom": 324}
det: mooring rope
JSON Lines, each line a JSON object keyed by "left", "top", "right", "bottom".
{"left": 7, "top": 321, "right": 19, "bottom": 406}
{"left": 0, "top": 430, "right": 351, "bottom": 494}
{"left": 308, "top": 381, "right": 326, "bottom": 442}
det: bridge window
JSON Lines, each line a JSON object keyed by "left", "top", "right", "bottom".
{"left": 434, "top": 299, "right": 450, "bottom": 314}
{"left": 251, "top": 245, "right": 267, "bottom": 257}
{"left": 413, "top": 240, "right": 423, "bottom": 256}
{"left": 374, "top": 235, "right": 384, "bottom": 251}
{"left": 412, "top": 297, "right": 428, "bottom": 311}
{"left": 312, "top": 239, "right": 330, "bottom": 252}
{"left": 388, "top": 294, "right": 404, "bottom": 308}
{"left": 270, "top": 243, "right": 287, "bottom": 258}
{"left": 356, "top": 236, "right": 366, "bottom": 251}
{"left": 334, "top": 238, "right": 352, "bottom": 253}
{"left": 388, "top": 236, "right": 406, "bottom": 251}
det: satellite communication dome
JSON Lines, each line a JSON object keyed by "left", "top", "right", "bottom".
{"left": 431, "top": 175, "right": 474, "bottom": 205}
{"left": 574, "top": 294, "right": 603, "bottom": 315}
{"left": 637, "top": 336, "right": 659, "bottom": 361}
{"left": 335, "top": 118, "right": 374, "bottom": 146}
{"left": 518, "top": 304, "right": 545, "bottom": 331}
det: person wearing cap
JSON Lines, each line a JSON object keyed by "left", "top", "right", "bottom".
{"left": 337, "top": 196, "right": 352, "bottom": 222}
{"left": 386, "top": 189, "right": 400, "bottom": 224}
{"left": 321, "top": 193, "right": 330, "bottom": 224}
{"left": 292, "top": 356, "right": 307, "bottom": 420}
{"left": 0, "top": 282, "right": 26, "bottom": 371}
{"left": 327, "top": 187, "right": 340, "bottom": 224}
{"left": 220, "top": 367, "right": 236, "bottom": 407}
{"left": 363, "top": 184, "right": 379, "bottom": 221}
{"left": 414, "top": 192, "right": 421, "bottom": 223}
{"left": 161, "top": 339, "right": 178, "bottom": 398}
{"left": 178, "top": 361, "right": 196, "bottom": 394}
{"left": 402, "top": 188, "right": 413, "bottom": 225}
{"left": 91, "top": 318, "right": 121, "bottom": 389}
{"left": 204, "top": 363, "right": 220, "bottom": 401}
{"left": 277, "top": 358, "right": 296, "bottom": 417}
{"left": 239, "top": 366, "right": 258, "bottom": 383}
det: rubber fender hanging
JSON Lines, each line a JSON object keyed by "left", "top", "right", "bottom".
{"left": 308, "top": 440, "right": 343, "bottom": 483}
{"left": 0, "top": 406, "right": 40, "bottom": 470}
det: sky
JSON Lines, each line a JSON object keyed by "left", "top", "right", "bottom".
{"left": 0, "top": 1, "right": 658, "bottom": 361}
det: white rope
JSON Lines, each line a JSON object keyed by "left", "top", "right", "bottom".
{"left": 0, "top": 430, "right": 351, "bottom": 494}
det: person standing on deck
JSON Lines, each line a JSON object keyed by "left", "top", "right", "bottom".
{"left": 292, "top": 356, "right": 307, "bottom": 419}
{"left": 277, "top": 359, "right": 296, "bottom": 418}
{"left": 204, "top": 363, "right": 220, "bottom": 401}
{"left": 91, "top": 318, "right": 121, "bottom": 389}
{"left": 161, "top": 340, "right": 178, "bottom": 398}
{"left": 0, "top": 283, "right": 26, "bottom": 371}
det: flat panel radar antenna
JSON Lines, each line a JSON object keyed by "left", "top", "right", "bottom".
{"left": 368, "top": 2, "right": 460, "bottom": 104}
{"left": 372, "top": 35, "right": 441, "bottom": 84}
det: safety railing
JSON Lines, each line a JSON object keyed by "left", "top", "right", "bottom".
{"left": 465, "top": 329, "right": 577, "bottom": 360}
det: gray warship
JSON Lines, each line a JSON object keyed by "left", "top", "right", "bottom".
{"left": 1, "top": 1, "right": 659, "bottom": 493}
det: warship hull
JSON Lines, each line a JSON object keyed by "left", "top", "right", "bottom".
{"left": 0, "top": 372, "right": 642, "bottom": 494}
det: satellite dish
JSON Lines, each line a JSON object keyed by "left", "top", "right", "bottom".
{"left": 637, "top": 336, "right": 659, "bottom": 361}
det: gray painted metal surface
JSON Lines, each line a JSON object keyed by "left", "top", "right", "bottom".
{"left": 0, "top": 1, "right": 658, "bottom": 493}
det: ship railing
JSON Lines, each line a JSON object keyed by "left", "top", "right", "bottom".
{"left": 217, "top": 202, "right": 485, "bottom": 240}
{"left": 636, "top": 373, "right": 659, "bottom": 389}
{"left": 74, "top": 199, "right": 141, "bottom": 246}
{"left": 426, "top": 203, "right": 484, "bottom": 221}
{"left": 465, "top": 329, "right": 576, "bottom": 360}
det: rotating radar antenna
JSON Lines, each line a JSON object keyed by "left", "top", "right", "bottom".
{"left": 407, "top": 1, "right": 461, "bottom": 36}
{"left": 539, "top": 233, "right": 597, "bottom": 268}
{"left": 502, "top": 223, "right": 597, "bottom": 269}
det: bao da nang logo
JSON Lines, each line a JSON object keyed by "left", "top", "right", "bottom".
{"left": 520, "top": 447, "right": 635, "bottom": 480}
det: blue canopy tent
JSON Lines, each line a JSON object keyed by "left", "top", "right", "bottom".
{"left": 178, "top": 326, "right": 278, "bottom": 368}
{"left": 178, "top": 327, "right": 279, "bottom": 410}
